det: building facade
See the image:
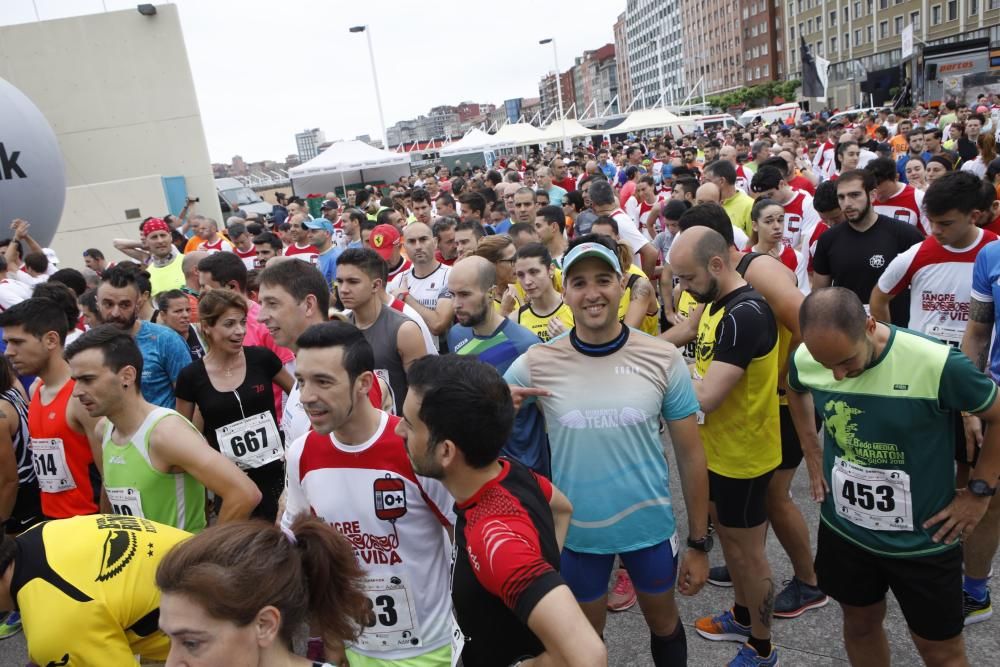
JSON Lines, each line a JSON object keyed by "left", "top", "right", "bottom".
{"left": 680, "top": 0, "right": 745, "bottom": 96}
{"left": 625, "top": 0, "right": 686, "bottom": 108}
{"left": 614, "top": 12, "right": 634, "bottom": 111}
{"left": 742, "top": 0, "right": 783, "bottom": 86}
{"left": 295, "top": 128, "right": 325, "bottom": 162}
{"left": 538, "top": 70, "right": 576, "bottom": 122}
{"left": 782, "top": 0, "right": 1000, "bottom": 108}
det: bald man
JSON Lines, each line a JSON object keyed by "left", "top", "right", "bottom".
{"left": 671, "top": 226, "right": 782, "bottom": 665}
{"left": 388, "top": 221, "right": 455, "bottom": 350}
{"left": 179, "top": 250, "right": 207, "bottom": 323}
{"left": 695, "top": 183, "right": 722, "bottom": 206}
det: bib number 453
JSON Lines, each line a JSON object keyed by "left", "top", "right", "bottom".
{"left": 840, "top": 480, "right": 895, "bottom": 512}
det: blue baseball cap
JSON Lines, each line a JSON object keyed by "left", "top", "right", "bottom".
{"left": 562, "top": 241, "right": 622, "bottom": 276}
{"left": 303, "top": 219, "right": 334, "bottom": 232}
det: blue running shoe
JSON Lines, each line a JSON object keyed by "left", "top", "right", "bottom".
{"left": 0, "top": 611, "right": 21, "bottom": 640}
{"left": 695, "top": 608, "right": 751, "bottom": 642}
{"left": 728, "top": 642, "right": 779, "bottom": 666}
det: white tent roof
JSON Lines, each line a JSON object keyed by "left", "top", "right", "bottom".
{"left": 438, "top": 128, "right": 514, "bottom": 156}
{"left": 537, "top": 119, "right": 605, "bottom": 141}
{"left": 288, "top": 140, "right": 408, "bottom": 178}
{"left": 613, "top": 108, "right": 685, "bottom": 134}
{"left": 493, "top": 122, "right": 547, "bottom": 146}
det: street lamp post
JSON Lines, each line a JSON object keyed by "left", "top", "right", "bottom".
{"left": 539, "top": 38, "right": 568, "bottom": 153}
{"left": 350, "top": 25, "right": 387, "bottom": 150}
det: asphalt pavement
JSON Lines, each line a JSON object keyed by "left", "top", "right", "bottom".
{"left": 1, "top": 432, "right": 997, "bottom": 666}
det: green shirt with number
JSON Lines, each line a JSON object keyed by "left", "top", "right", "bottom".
{"left": 102, "top": 407, "right": 207, "bottom": 533}
{"left": 788, "top": 325, "right": 997, "bottom": 557}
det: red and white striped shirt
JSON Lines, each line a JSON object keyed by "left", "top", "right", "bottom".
{"left": 874, "top": 183, "right": 930, "bottom": 236}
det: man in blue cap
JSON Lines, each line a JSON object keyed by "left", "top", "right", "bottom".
{"left": 304, "top": 217, "right": 341, "bottom": 287}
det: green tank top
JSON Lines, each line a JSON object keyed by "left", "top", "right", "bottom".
{"left": 102, "top": 407, "right": 206, "bottom": 532}
{"left": 147, "top": 252, "right": 185, "bottom": 297}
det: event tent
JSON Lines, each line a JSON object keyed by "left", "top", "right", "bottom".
{"left": 536, "top": 118, "right": 605, "bottom": 142}
{"left": 437, "top": 128, "right": 514, "bottom": 157}
{"left": 611, "top": 108, "right": 685, "bottom": 134}
{"left": 288, "top": 140, "right": 410, "bottom": 195}
{"left": 492, "top": 122, "right": 547, "bottom": 146}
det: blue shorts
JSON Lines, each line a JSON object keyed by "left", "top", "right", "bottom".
{"left": 560, "top": 539, "right": 678, "bottom": 603}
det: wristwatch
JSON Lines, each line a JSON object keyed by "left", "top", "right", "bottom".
{"left": 686, "top": 535, "right": 714, "bottom": 553}
{"left": 968, "top": 479, "right": 997, "bottom": 497}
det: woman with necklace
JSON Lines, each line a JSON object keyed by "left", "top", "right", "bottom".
{"left": 750, "top": 198, "right": 807, "bottom": 291}
{"left": 175, "top": 289, "right": 294, "bottom": 521}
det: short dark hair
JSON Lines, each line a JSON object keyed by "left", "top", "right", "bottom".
{"left": 812, "top": 180, "right": 841, "bottom": 213}
{"left": 83, "top": 248, "right": 105, "bottom": 261}
{"left": 508, "top": 222, "right": 536, "bottom": 238}
{"left": 515, "top": 242, "right": 553, "bottom": 267}
{"left": 253, "top": 231, "right": 283, "bottom": 252}
{"left": 704, "top": 159, "right": 737, "bottom": 185}
{"left": 101, "top": 264, "right": 150, "bottom": 295}
{"left": 750, "top": 166, "right": 784, "bottom": 193}
{"left": 865, "top": 157, "right": 898, "bottom": 184}
{"left": 924, "top": 127, "right": 944, "bottom": 141}
{"left": 32, "top": 282, "right": 80, "bottom": 329}
{"left": 537, "top": 205, "right": 565, "bottom": 233}
{"left": 48, "top": 268, "right": 87, "bottom": 297}
{"left": 677, "top": 203, "right": 736, "bottom": 246}
{"left": 406, "top": 355, "right": 513, "bottom": 469}
{"left": 432, "top": 217, "right": 458, "bottom": 238}
{"left": 23, "top": 252, "right": 48, "bottom": 274}
{"left": 435, "top": 192, "right": 456, "bottom": 208}
{"left": 155, "top": 288, "right": 189, "bottom": 312}
{"left": 924, "top": 171, "right": 983, "bottom": 217}
{"left": 458, "top": 192, "right": 486, "bottom": 217}
{"left": 591, "top": 215, "right": 619, "bottom": 236}
{"left": 800, "top": 287, "right": 867, "bottom": 341}
{"left": 336, "top": 247, "right": 388, "bottom": 285}
{"left": 295, "top": 322, "right": 374, "bottom": 386}
{"left": 64, "top": 324, "right": 144, "bottom": 387}
{"left": 410, "top": 188, "right": 431, "bottom": 205}
{"left": 455, "top": 220, "right": 485, "bottom": 240}
{"left": 836, "top": 169, "right": 876, "bottom": 192}
{"left": 0, "top": 297, "right": 71, "bottom": 343}
{"left": 258, "top": 260, "right": 330, "bottom": 317}
{"left": 673, "top": 177, "right": 700, "bottom": 199}
{"left": 760, "top": 156, "right": 790, "bottom": 178}
{"left": 662, "top": 199, "right": 691, "bottom": 220}
{"left": 566, "top": 232, "right": 617, "bottom": 255}
{"left": 588, "top": 180, "right": 616, "bottom": 207}
{"left": 978, "top": 178, "right": 998, "bottom": 212}
{"left": 197, "top": 251, "right": 248, "bottom": 292}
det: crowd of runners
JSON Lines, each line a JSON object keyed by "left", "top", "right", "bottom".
{"left": 0, "top": 98, "right": 998, "bottom": 666}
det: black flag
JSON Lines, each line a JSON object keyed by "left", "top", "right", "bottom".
{"left": 801, "top": 37, "right": 826, "bottom": 98}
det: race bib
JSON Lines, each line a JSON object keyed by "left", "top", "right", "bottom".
{"left": 354, "top": 573, "right": 422, "bottom": 651}
{"left": 831, "top": 456, "right": 913, "bottom": 531}
{"left": 30, "top": 438, "right": 77, "bottom": 493}
{"left": 449, "top": 611, "right": 464, "bottom": 667}
{"left": 215, "top": 412, "right": 283, "bottom": 470}
{"left": 106, "top": 486, "right": 144, "bottom": 518}
{"left": 927, "top": 322, "right": 964, "bottom": 347}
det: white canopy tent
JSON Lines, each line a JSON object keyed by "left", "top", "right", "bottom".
{"left": 612, "top": 108, "right": 685, "bottom": 134}
{"left": 437, "top": 128, "right": 514, "bottom": 157}
{"left": 536, "top": 118, "right": 605, "bottom": 142}
{"left": 288, "top": 140, "right": 411, "bottom": 196}
{"left": 492, "top": 122, "right": 547, "bottom": 147}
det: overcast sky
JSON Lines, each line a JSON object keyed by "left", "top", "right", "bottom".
{"left": 1, "top": 0, "right": 621, "bottom": 163}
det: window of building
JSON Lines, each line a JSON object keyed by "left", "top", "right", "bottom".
{"left": 830, "top": 9, "right": 837, "bottom": 25}
{"left": 867, "top": 0, "right": 874, "bottom": 13}
{"left": 854, "top": 1, "right": 862, "bottom": 18}
{"left": 775, "top": 15, "right": 782, "bottom": 28}
{"left": 743, "top": 7, "right": 749, "bottom": 19}
{"left": 816, "top": 15, "right": 822, "bottom": 28}
{"left": 788, "top": 1, "right": 795, "bottom": 17}
{"left": 761, "top": 20, "right": 768, "bottom": 34}
{"left": 931, "top": 4, "right": 941, "bottom": 24}
{"left": 831, "top": 35, "right": 838, "bottom": 51}
{"left": 756, "top": 66, "right": 762, "bottom": 79}
{"left": 791, "top": 25, "right": 796, "bottom": 38}
{"left": 764, "top": 64, "right": 770, "bottom": 76}
{"left": 894, "top": 15, "right": 903, "bottom": 32}
{"left": 844, "top": 32, "right": 850, "bottom": 49}
{"left": 762, "top": 43, "right": 769, "bottom": 55}
{"left": 911, "top": 10, "right": 920, "bottom": 26}
{"left": 970, "top": 0, "right": 978, "bottom": 15}
{"left": 879, "top": 20, "right": 888, "bottom": 37}
{"left": 947, "top": 0, "right": 957, "bottom": 19}
{"left": 879, "top": 0, "right": 888, "bottom": 7}
{"left": 777, "top": 38, "right": 783, "bottom": 51}
{"left": 844, "top": 7, "right": 849, "bottom": 22}
{"left": 854, "top": 28, "right": 862, "bottom": 45}
{"left": 817, "top": 41, "right": 824, "bottom": 56}
{"left": 807, "top": 18, "right": 813, "bottom": 32}
{"left": 867, "top": 25, "right": 873, "bottom": 41}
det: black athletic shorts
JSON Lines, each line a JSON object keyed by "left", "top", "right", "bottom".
{"left": 954, "top": 412, "right": 980, "bottom": 467}
{"left": 708, "top": 469, "right": 774, "bottom": 529}
{"left": 6, "top": 481, "right": 42, "bottom": 535}
{"left": 814, "top": 522, "right": 963, "bottom": 641}
{"left": 778, "top": 404, "right": 803, "bottom": 470}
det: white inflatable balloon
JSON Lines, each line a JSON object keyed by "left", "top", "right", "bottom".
{"left": 0, "top": 77, "right": 66, "bottom": 247}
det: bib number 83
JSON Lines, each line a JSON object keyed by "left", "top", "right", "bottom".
{"left": 230, "top": 427, "right": 267, "bottom": 457}
{"left": 840, "top": 480, "right": 895, "bottom": 512}
{"left": 364, "top": 595, "right": 398, "bottom": 628}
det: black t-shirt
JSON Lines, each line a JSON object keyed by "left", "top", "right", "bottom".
{"left": 707, "top": 285, "right": 777, "bottom": 369}
{"left": 174, "top": 346, "right": 285, "bottom": 520}
{"left": 812, "top": 214, "right": 923, "bottom": 326}
{"left": 453, "top": 458, "right": 563, "bottom": 667}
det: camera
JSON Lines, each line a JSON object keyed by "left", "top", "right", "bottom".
{"left": 187, "top": 196, "right": 200, "bottom": 204}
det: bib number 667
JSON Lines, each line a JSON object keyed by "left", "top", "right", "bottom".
{"left": 231, "top": 427, "right": 267, "bottom": 457}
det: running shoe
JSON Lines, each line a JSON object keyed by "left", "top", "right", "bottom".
{"left": 728, "top": 643, "right": 780, "bottom": 666}
{"left": 964, "top": 590, "right": 993, "bottom": 626}
{"left": 607, "top": 568, "right": 637, "bottom": 612}
{"left": 708, "top": 564, "right": 733, "bottom": 587}
{"left": 0, "top": 611, "right": 21, "bottom": 640}
{"left": 772, "top": 577, "right": 829, "bottom": 618}
{"left": 695, "top": 608, "right": 752, "bottom": 642}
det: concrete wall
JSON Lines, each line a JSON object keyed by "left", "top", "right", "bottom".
{"left": 0, "top": 3, "right": 221, "bottom": 264}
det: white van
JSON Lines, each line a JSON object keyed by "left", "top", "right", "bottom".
{"left": 214, "top": 177, "right": 272, "bottom": 217}
{"left": 669, "top": 114, "right": 739, "bottom": 138}
{"left": 737, "top": 103, "right": 802, "bottom": 127}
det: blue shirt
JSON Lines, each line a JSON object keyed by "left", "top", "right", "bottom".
{"left": 135, "top": 320, "right": 192, "bottom": 408}
{"left": 547, "top": 185, "right": 568, "bottom": 207}
{"left": 449, "top": 319, "right": 551, "bottom": 476}
{"left": 970, "top": 240, "right": 1000, "bottom": 382}
{"left": 316, "top": 246, "right": 341, "bottom": 288}
{"left": 492, "top": 218, "right": 512, "bottom": 235}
